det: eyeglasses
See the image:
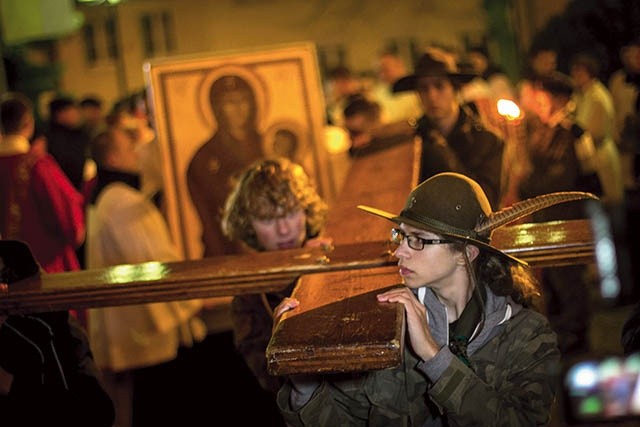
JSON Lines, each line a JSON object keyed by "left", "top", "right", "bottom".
{"left": 390, "top": 228, "right": 451, "bottom": 251}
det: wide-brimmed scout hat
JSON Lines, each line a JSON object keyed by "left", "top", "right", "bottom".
{"left": 358, "top": 172, "right": 598, "bottom": 265}
{"left": 393, "top": 50, "right": 478, "bottom": 93}
{"left": 0, "top": 240, "right": 41, "bottom": 284}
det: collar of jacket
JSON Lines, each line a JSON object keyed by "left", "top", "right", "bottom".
{"left": 91, "top": 168, "right": 141, "bottom": 204}
{"left": 419, "top": 285, "right": 522, "bottom": 356}
{"left": 417, "top": 107, "right": 480, "bottom": 137}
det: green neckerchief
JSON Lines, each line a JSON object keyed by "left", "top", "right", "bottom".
{"left": 448, "top": 284, "right": 486, "bottom": 368}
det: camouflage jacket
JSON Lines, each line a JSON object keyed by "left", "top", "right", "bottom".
{"left": 277, "top": 288, "right": 561, "bottom": 426}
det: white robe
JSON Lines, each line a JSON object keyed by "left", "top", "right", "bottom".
{"left": 573, "top": 80, "right": 624, "bottom": 204}
{"left": 86, "top": 182, "right": 203, "bottom": 372}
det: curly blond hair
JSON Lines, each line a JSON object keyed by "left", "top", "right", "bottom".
{"left": 221, "top": 157, "right": 328, "bottom": 250}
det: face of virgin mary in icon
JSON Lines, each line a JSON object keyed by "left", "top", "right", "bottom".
{"left": 209, "top": 75, "right": 258, "bottom": 132}
{"left": 220, "top": 89, "right": 252, "bottom": 130}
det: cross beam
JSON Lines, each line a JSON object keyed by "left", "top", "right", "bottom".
{"left": 1, "top": 219, "right": 594, "bottom": 315}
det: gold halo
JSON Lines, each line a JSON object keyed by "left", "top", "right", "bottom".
{"left": 261, "top": 119, "right": 309, "bottom": 162}
{"left": 197, "top": 64, "right": 269, "bottom": 131}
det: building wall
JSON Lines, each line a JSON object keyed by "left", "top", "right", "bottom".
{"left": 59, "top": 0, "right": 489, "bottom": 109}
{"left": 511, "top": 0, "right": 570, "bottom": 57}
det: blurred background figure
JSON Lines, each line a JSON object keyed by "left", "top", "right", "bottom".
{"left": 45, "top": 95, "right": 93, "bottom": 193}
{"left": 467, "top": 44, "right": 516, "bottom": 101}
{"left": 518, "top": 46, "right": 558, "bottom": 120}
{"left": 570, "top": 52, "right": 624, "bottom": 208}
{"left": 370, "top": 49, "right": 422, "bottom": 124}
{"left": 79, "top": 95, "right": 105, "bottom": 139}
{"left": 105, "top": 90, "right": 162, "bottom": 206}
{"left": 609, "top": 37, "right": 640, "bottom": 190}
{"left": 458, "top": 47, "right": 505, "bottom": 139}
{"left": 0, "top": 92, "right": 84, "bottom": 275}
{"left": 325, "top": 65, "right": 363, "bottom": 127}
{"left": 518, "top": 71, "right": 598, "bottom": 357}
{"left": 343, "top": 94, "right": 383, "bottom": 152}
{"left": 86, "top": 127, "right": 204, "bottom": 427}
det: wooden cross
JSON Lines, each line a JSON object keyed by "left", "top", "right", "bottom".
{"left": 0, "top": 138, "right": 598, "bottom": 374}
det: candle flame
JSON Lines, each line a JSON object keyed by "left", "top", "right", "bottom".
{"left": 497, "top": 99, "right": 521, "bottom": 120}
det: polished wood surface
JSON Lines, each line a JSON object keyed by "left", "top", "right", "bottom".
{"left": 0, "top": 241, "right": 395, "bottom": 315}
{"left": 492, "top": 219, "right": 594, "bottom": 268}
{"left": 0, "top": 219, "right": 595, "bottom": 315}
{"left": 267, "top": 266, "right": 405, "bottom": 375}
{"left": 325, "top": 137, "right": 421, "bottom": 244}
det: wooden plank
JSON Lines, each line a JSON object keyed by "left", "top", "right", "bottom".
{"left": 0, "top": 241, "right": 395, "bottom": 315}
{"left": 493, "top": 219, "right": 594, "bottom": 268}
{"left": 325, "top": 137, "right": 420, "bottom": 244}
{"left": 0, "top": 219, "right": 595, "bottom": 315}
{"left": 267, "top": 266, "right": 405, "bottom": 375}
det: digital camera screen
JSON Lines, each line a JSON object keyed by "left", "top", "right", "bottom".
{"left": 564, "top": 352, "right": 640, "bottom": 423}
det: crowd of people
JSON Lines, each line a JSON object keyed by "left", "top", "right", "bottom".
{"left": 329, "top": 41, "right": 639, "bottom": 200}
{"left": 326, "top": 41, "right": 640, "bottom": 366}
{"left": 1, "top": 34, "right": 640, "bottom": 426}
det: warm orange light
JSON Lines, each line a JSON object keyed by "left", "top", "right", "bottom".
{"left": 497, "top": 99, "right": 521, "bottom": 120}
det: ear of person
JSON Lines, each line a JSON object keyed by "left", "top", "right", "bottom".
{"left": 465, "top": 245, "right": 479, "bottom": 261}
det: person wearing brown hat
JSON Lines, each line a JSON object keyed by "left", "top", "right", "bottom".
{"left": 274, "top": 172, "right": 597, "bottom": 426}
{"left": 393, "top": 47, "right": 506, "bottom": 209}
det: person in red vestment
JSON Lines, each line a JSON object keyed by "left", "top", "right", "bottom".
{"left": 0, "top": 92, "right": 85, "bottom": 274}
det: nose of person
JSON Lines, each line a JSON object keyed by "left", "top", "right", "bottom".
{"left": 393, "top": 239, "right": 411, "bottom": 259}
{"left": 275, "top": 217, "right": 291, "bottom": 235}
{"left": 424, "top": 86, "right": 441, "bottom": 104}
